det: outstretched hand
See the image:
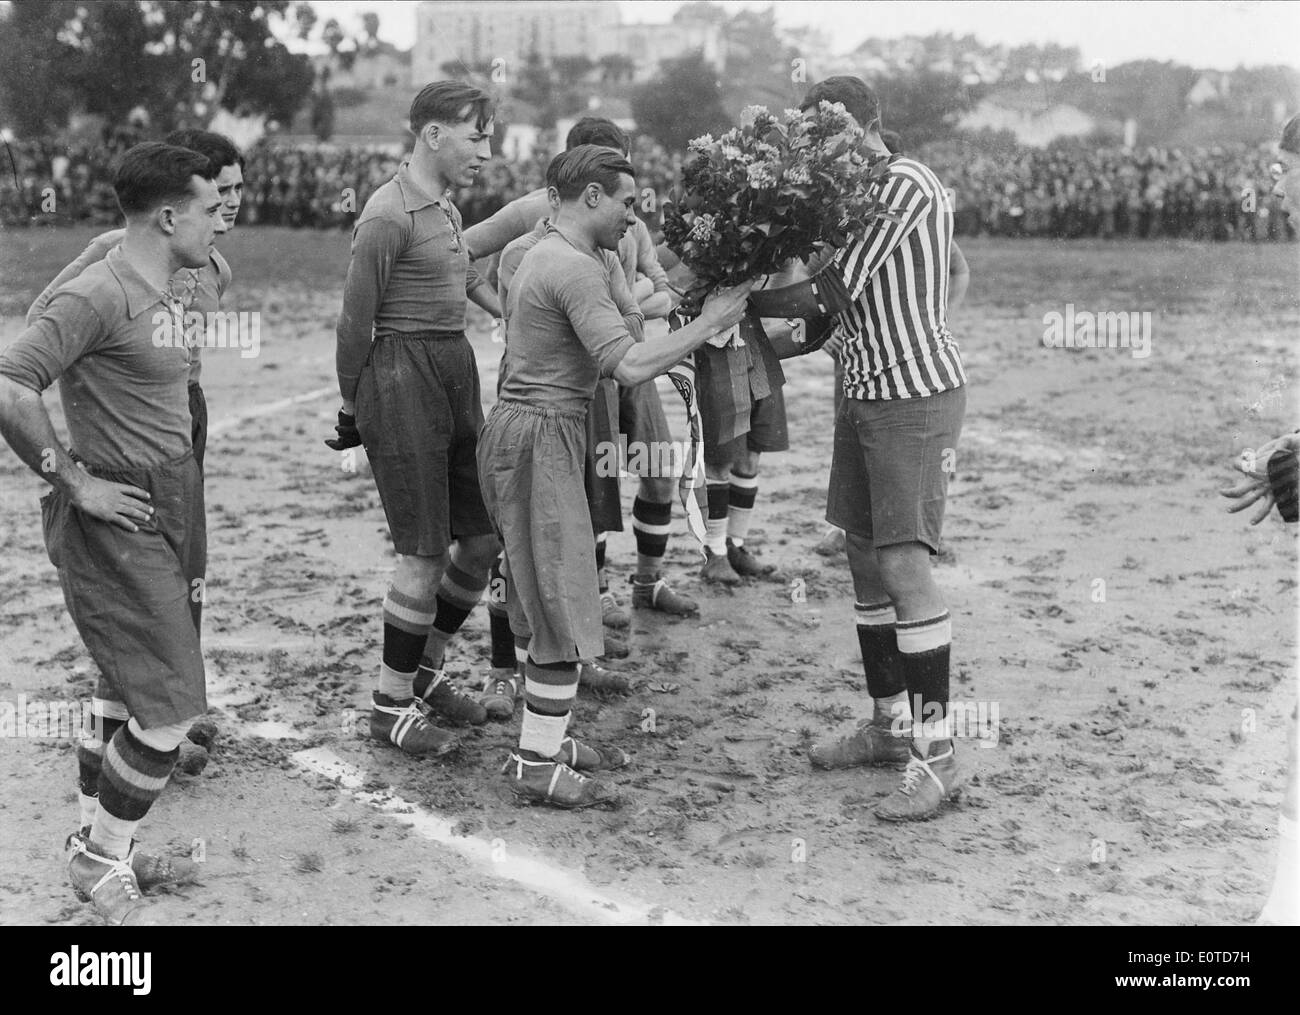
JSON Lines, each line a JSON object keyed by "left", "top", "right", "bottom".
{"left": 1219, "top": 433, "right": 1300, "bottom": 525}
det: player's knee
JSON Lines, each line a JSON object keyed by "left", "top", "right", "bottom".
{"left": 876, "top": 542, "right": 932, "bottom": 596}
{"left": 126, "top": 716, "right": 193, "bottom": 752}
{"left": 639, "top": 475, "right": 674, "bottom": 503}
{"left": 732, "top": 448, "right": 760, "bottom": 475}
{"left": 458, "top": 532, "right": 500, "bottom": 570}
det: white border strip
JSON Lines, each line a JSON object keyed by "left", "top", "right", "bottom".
{"left": 207, "top": 385, "right": 337, "bottom": 437}
{"left": 291, "top": 746, "right": 704, "bottom": 927}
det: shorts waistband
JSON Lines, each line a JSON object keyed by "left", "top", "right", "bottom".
{"left": 375, "top": 329, "right": 466, "bottom": 342}
{"left": 495, "top": 399, "right": 587, "bottom": 422}
{"left": 70, "top": 448, "right": 197, "bottom": 484}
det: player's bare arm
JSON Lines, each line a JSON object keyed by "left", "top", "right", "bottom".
{"left": 0, "top": 370, "right": 152, "bottom": 531}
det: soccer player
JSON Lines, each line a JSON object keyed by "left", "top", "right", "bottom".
{"left": 1218, "top": 111, "right": 1299, "bottom": 926}
{"left": 491, "top": 162, "right": 645, "bottom": 700}
{"left": 814, "top": 129, "right": 971, "bottom": 558}
{"left": 25, "top": 129, "right": 244, "bottom": 778}
{"left": 0, "top": 142, "right": 224, "bottom": 923}
{"left": 749, "top": 76, "right": 969, "bottom": 821}
{"left": 466, "top": 118, "right": 699, "bottom": 628}
{"left": 328, "top": 82, "right": 504, "bottom": 753}
{"left": 477, "top": 145, "right": 752, "bottom": 808}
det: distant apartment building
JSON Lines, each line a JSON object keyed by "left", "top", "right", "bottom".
{"left": 413, "top": 1, "right": 617, "bottom": 81}
{"left": 614, "top": 20, "right": 726, "bottom": 81}
{"left": 412, "top": 0, "right": 723, "bottom": 84}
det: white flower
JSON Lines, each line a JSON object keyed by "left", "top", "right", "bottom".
{"left": 688, "top": 133, "right": 715, "bottom": 152}
{"left": 785, "top": 164, "right": 812, "bottom": 185}
{"left": 740, "top": 104, "right": 769, "bottom": 124}
{"left": 746, "top": 162, "right": 777, "bottom": 189}
{"left": 689, "top": 213, "right": 718, "bottom": 241}
{"left": 720, "top": 144, "right": 743, "bottom": 161}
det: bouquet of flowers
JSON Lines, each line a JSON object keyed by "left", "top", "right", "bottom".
{"left": 662, "top": 101, "right": 898, "bottom": 290}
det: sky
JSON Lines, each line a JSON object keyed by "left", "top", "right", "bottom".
{"left": 292, "top": 0, "right": 1300, "bottom": 70}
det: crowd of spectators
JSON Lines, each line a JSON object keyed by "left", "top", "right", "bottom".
{"left": 926, "top": 139, "right": 1294, "bottom": 241}
{"left": 1, "top": 127, "right": 1291, "bottom": 241}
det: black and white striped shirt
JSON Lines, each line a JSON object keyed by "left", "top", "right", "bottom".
{"left": 833, "top": 155, "right": 966, "bottom": 400}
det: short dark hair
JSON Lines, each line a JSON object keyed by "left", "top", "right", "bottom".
{"left": 113, "top": 142, "right": 215, "bottom": 217}
{"left": 549, "top": 145, "right": 635, "bottom": 201}
{"left": 1282, "top": 113, "right": 1300, "bottom": 155}
{"left": 410, "top": 80, "right": 496, "bottom": 134}
{"left": 165, "top": 128, "right": 244, "bottom": 172}
{"left": 801, "top": 76, "right": 882, "bottom": 131}
{"left": 565, "top": 117, "right": 630, "bottom": 156}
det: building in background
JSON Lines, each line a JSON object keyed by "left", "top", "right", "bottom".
{"left": 412, "top": 0, "right": 724, "bottom": 84}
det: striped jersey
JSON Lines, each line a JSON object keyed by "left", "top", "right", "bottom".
{"left": 833, "top": 155, "right": 966, "bottom": 400}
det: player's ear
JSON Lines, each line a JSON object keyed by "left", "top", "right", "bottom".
{"left": 156, "top": 204, "right": 178, "bottom": 236}
{"left": 584, "top": 183, "right": 601, "bottom": 208}
{"left": 423, "top": 123, "right": 441, "bottom": 151}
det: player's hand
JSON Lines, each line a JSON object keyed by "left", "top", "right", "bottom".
{"left": 1219, "top": 477, "right": 1275, "bottom": 525}
{"left": 324, "top": 409, "right": 361, "bottom": 451}
{"left": 821, "top": 326, "right": 845, "bottom": 359}
{"left": 67, "top": 470, "right": 153, "bottom": 532}
{"left": 1233, "top": 433, "right": 1300, "bottom": 477}
{"left": 700, "top": 280, "right": 756, "bottom": 333}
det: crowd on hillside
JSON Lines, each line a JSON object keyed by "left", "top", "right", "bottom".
{"left": 1, "top": 130, "right": 1292, "bottom": 241}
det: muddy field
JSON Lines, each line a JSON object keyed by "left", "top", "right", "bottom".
{"left": 1, "top": 227, "right": 1296, "bottom": 925}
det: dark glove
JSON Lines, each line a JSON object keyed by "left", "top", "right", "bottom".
{"left": 324, "top": 410, "right": 361, "bottom": 451}
{"left": 1267, "top": 449, "right": 1299, "bottom": 523}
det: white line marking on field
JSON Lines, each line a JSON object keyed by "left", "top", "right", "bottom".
{"left": 207, "top": 385, "right": 336, "bottom": 437}
{"left": 291, "top": 746, "right": 704, "bottom": 927}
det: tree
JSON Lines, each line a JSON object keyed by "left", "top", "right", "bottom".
{"left": 720, "top": 7, "right": 796, "bottom": 113}
{"left": 877, "top": 69, "right": 982, "bottom": 147}
{"left": 310, "top": 88, "right": 335, "bottom": 142}
{"left": 293, "top": 1, "right": 317, "bottom": 41}
{"left": 512, "top": 48, "right": 556, "bottom": 129}
{"left": 361, "top": 11, "right": 380, "bottom": 45}
{"left": 598, "top": 54, "right": 636, "bottom": 85}
{"left": 321, "top": 17, "right": 345, "bottom": 54}
{"left": 631, "top": 52, "right": 729, "bottom": 151}
{"left": 0, "top": 1, "right": 314, "bottom": 135}
{"left": 0, "top": 1, "right": 94, "bottom": 136}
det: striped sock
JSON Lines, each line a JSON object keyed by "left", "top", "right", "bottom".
{"left": 380, "top": 586, "right": 437, "bottom": 699}
{"left": 595, "top": 533, "right": 608, "bottom": 592}
{"left": 896, "top": 611, "right": 953, "bottom": 749}
{"left": 520, "top": 656, "right": 578, "bottom": 757}
{"left": 855, "top": 602, "right": 909, "bottom": 723}
{"left": 77, "top": 697, "right": 129, "bottom": 829}
{"left": 422, "top": 560, "right": 490, "bottom": 671}
{"left": 705, "top": 481, "right": 729, "bottom": 554}
{"left": 632, "top": 496, "right": 672, "bottom": 578}
{"left": 93, "top": 722, "right": 180, "bottom": 859}
{"left": 727, "top": 469, "right": 759, "bottom": 546}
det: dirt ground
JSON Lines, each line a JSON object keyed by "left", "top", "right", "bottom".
{"left": 1, "top": 227, "right": 1296, "bottom": 926}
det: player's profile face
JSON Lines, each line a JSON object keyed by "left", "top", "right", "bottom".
{"left": 596, "top": 172, "right": 637, "bottom": 250}
{"left": 433, "top": 111, "right": 493, "bottom": 188}
{"left": 171, "top": 175, "right": 223, "bottom": 268}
